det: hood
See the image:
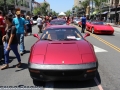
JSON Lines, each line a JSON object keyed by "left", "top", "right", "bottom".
{"left": 30, "top": 41, "right": 96, "bottom": 64}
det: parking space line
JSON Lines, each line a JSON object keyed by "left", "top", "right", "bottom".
{"left": 44, "top": 82, "right": 54, "bottom": 90}
{"left": 94, "top": 77, "right": 104, "bottom": 90}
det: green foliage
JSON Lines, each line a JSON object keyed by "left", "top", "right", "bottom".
{"left": 65, "top": 10, "right": 71, "bottom": 16}
{"left": 81, "top": 0, "right": 89, "bottom": 10}
{"left": 33, "top": 7, "right": 41, "bottom": 15}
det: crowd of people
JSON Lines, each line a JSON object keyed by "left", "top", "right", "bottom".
{"left": 0, "top": 9, "right": 74, "bottom": 70}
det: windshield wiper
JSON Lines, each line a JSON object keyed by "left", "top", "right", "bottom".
{"left": 42, "top": 38, "right": 53, "bottom": 41}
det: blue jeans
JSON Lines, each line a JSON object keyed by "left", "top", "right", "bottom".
{"left": 0, "top": 45, "right": 3, "bottom": 60}
{"left": 4, "top": 43, "right": 21, "bottom": 64}
{"left": 16, "top": 33, "right": 25, "bottom": 52}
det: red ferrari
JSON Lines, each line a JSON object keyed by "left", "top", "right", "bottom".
{"left": 86, "top": 21, "right": 114, "bottom": 34}
{"left": 28, "top": 25, "right": 98, "bottom": 82}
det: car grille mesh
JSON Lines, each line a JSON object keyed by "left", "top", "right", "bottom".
{"left": 42, "top": 70, "right": 85, "bottom": 76}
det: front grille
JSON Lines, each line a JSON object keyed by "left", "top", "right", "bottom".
{"left": 42, "top": 70, "right": 85, "bottom": 76}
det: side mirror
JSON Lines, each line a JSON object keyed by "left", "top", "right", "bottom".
{"left": 33, "top": 34, "right": 40, "bottom": 39}
{"left": 84, "top": 33, "right": 90, "bottom": 38}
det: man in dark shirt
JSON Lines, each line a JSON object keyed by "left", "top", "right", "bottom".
{"left": 81, "top": 15, "right": 86, "bottom": 33}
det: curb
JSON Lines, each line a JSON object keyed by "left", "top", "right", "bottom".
{"left": 111, "top": 25, "right": 120, "bottom": 28}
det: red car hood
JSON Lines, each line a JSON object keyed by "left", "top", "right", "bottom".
{"left": 30, "top": 41, "right": 96, "bottom": 64}
{"left": 94, "top": 25, "right": 113, "bottom": 30}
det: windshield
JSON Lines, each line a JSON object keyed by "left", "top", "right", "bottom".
{"left": 91, "top": 22, "right": 104, "bottom": 25}
{"left": 50, "top": 20, "right": 66, "bottom": 25}
{"left": 40, "top": 28, "right": 83, "bottom": 41}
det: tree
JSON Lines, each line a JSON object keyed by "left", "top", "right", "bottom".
{"left": 33, "top": 7, "right": 41, "bottom": 15}
{"left": 81, "top": 0, "right": 89, "bottom": 11}
{"left": 41, "top": 2, "right": 50, "bottom": 15}
{"left": 65, "top": 10, "right": 71, "bottom": 16}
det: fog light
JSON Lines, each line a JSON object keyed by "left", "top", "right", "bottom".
{"left": 84, "top": 74, "right": 87, "bottom": 78}
{"left": 40, "top": 75, "right": 43, "bottom": 78}
{"left": 87, "top": 69, "right": 96, "bottom": 73}
{"left": 29, "top": 69, "right": 40, "bottom": 73}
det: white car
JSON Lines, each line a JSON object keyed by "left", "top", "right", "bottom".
{"left": 74, "top": 19, "right": 81, "bottom": 25}
{"left": 33, "top": 20, "right": 37, "bottom": 25}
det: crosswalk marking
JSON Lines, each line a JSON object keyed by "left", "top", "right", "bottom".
{"left": 94, "top": 45, "right": 108, "bottom": 53}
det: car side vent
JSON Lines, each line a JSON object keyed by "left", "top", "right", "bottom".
{"left": 49, "top": 43, "right": 62, "bottom": 44}
{"left": 63, "top": 42, "right": 76, "bottom": 44}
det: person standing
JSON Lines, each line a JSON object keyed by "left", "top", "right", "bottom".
{"left": 0, "top": 11, "right": 5, "bottom": 62}
{"left": 1, "top": 15, "right": 21, "bottom": 70}
{"left": 25, "top": 16, "right": 32, "bottom": 35}
{"left": 12, "top": 11, "right": 27, "bottom": 55}
{"left": 37, "top": 15, "right": 43, "bottom": 33}
{"left": 81, "top": 15, "right": 86, "bottom": 33}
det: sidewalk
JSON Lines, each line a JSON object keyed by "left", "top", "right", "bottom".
{"left": 105, "top": 23, "right": 120, "bottom": 28}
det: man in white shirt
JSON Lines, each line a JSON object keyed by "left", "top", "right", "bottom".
{"left": 37, "top": 15, "right": 43, "bottom": 33}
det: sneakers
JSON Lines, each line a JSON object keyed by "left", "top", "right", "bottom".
{"left": 20, "top": 52, "right": 23, "bottom": 56}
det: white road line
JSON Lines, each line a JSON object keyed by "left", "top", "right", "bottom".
{"left": 44, "top": 82, "right": 54, "bottom": 90}
{"left": 93, "top": 45, "right": 108, "bottom": 53}
{"left": 94, "top": 77, "right": 104, "bottom": 90}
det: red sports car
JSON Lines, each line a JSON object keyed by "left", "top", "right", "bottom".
{"left": 28, "top": 25, "right": 98, "bottom": 82}
{"left": 86, "top": 21, "right": 114, "bottom": 34}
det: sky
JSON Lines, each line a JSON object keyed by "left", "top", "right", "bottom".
{"left": 35, "top": 0, "right": 74, "bottom": 13}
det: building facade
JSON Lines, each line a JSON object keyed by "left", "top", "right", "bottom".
{"left": 15, "top": 0, "right": 32, "bottom": 15}
{"left": 74, "top": 0, "right": 85, "bottom": 7}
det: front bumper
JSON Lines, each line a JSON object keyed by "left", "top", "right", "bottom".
{"left": 95, "top": 30, "right": 114, "bottom": 34}
{"left": 28, "top": 62, "right": 98, "bottom": 81}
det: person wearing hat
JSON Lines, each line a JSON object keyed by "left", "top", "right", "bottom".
{"left": 13, "top": 10, "right": 27, "bottom": 55}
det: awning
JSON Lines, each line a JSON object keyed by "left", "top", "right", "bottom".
{"left": 102, "top": 11, "right": 108, "bottom": 14}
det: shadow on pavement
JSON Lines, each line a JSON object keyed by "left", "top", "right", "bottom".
{"left": 33, "top": 71, "right": 101, "bottom": 89}
{"left": 24, "top": 50, "right": 30, "bottom": 54}
{"left": 15, "top": 63, "right": 28, "bottom": 72}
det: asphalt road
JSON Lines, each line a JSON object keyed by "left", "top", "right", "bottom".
{"left": 0, "top": 25, "right": 120, "bottom": 90}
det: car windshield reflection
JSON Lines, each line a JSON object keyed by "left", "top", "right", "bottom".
{"left": 50, "top": 20, "right": 66, "bottom": 25}
{"left": 91, "top": 22, "right": 104, "bottom": 25}
{"left": 40, "top": 28, "right": 83, "bottom": 41}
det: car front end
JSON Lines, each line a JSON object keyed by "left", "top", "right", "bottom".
{"left": 28, "top": 62, "right": 98, "bottom": 81}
